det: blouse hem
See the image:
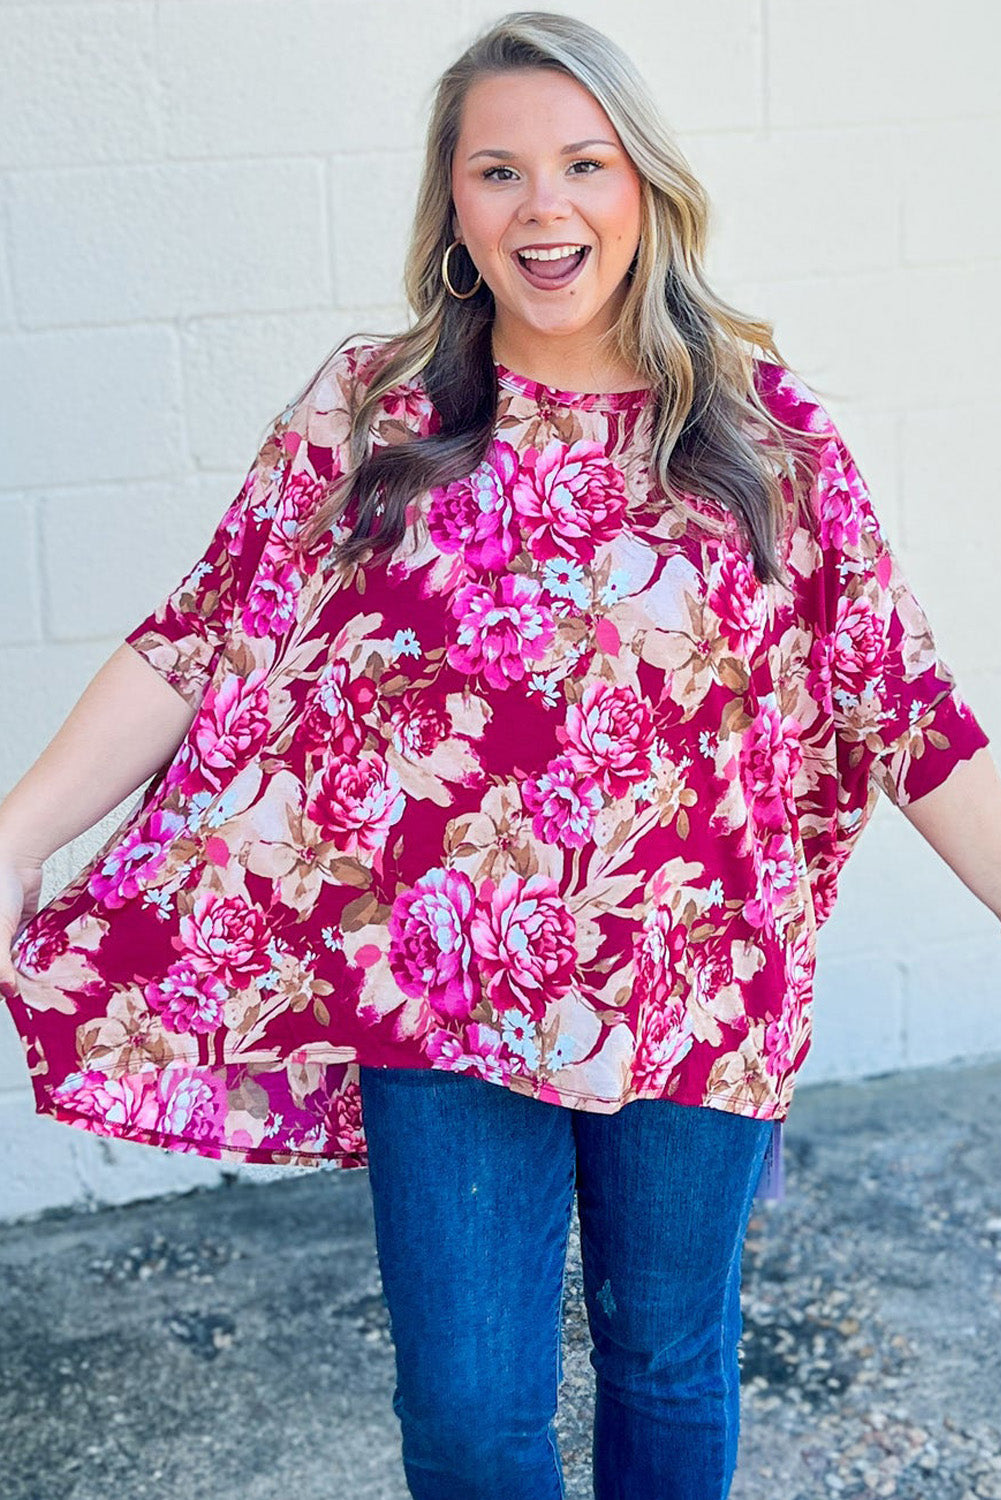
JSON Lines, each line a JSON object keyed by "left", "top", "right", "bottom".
{"left": 22, "top": 1058, "right": 787, "bottom": 1171}
{"left": 28, "top": 1075, "right": 365, "bottom": 1171}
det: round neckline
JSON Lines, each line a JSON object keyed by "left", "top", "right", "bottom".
{"left": 493, "top": 359, "right": 654, "bottom": 411}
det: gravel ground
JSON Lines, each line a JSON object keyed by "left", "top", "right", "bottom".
{"left": 1, "top": 1055, "right": 999, "bottom": 1499}
{"left": 728, "top": 1060, "right": 1001, "bottom": 1500}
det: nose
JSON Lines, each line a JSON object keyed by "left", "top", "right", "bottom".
{"left": 516, "top": 172, "right": 573, "bottom": 225}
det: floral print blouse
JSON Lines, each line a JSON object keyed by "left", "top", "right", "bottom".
{"left": 5, "top": 339, "right": 989, "bottom": 1200}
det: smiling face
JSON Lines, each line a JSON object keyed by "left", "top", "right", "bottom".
{"left": 450, "top": 67, "right": 644, "bottom": 385}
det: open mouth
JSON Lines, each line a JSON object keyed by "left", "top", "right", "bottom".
{"left": 513, "top": 244, "right": 590, "bottom": 289}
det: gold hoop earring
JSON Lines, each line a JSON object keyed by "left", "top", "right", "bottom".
{"left": 442, "top": 238, "right": 483, "bottom": 299}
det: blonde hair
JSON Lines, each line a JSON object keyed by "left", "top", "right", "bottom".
{"left": 298, "top": 9, "right": 829, "bottom": 582}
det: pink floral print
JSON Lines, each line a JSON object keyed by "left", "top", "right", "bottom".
{"left": 2, "top": 341, "right": 989, "bottom": 1178}
{"left": 561, "top": 681, "right": 656, "bottom": 796}
{"left": 512, "top": 439, "right": 628, "bottom": 562}
{"left": 447, "top": 573, "right": 556, "bottom": 688}
{"left": 388, "top": 867, "right": 480, "bottom": 1019}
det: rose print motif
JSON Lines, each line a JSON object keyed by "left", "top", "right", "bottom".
{"left": 427, "top": 440, "right": 521, "bottom": 571}
{"left": 784, "top": 926, "right": 814, "bottom": 1010}
{"left": 51, "top": 1068, "right": 226, "bottom": 1146}
{"left": 301, "top": 659, "right": 377, "bottom": 758}
{"left": 816, "top": 447, "right": 862, "bottom": 552}
{"left": 7, "top": 910, "right": 70, "bottom": 975}
{"left": 87, "top": 810, "right": 186, "bottom": 910}
{"left": 240, "top": 550, "right": 302, "bottom": 639}
{"left": 447, "top": 574, "right": 556, "bottom": 689}
{"left": 829, "top": 595, "right": 887, "bottom": 703}
{"left": 765, "top": 927, "right": 813, "bottom": 1077}
{"left": 190, "top": 670, "right": 272, "bottom": 792}
{"left": 633, "top": 996, "right": 696, "bottom": 1091}
{"left": 632, "top": 908, "right": 694, "bottom": 1089}
{"left": 320, "top": 1078, "right": 367, "bottom": 1157}
{"left": 807, "top": 594, "right": 887, "bottom": 715}
{"left": 512, "top": 438, "right": 628, "bottom": 564}
{"left": 633, "top": 905, "right": 686, "bottom": 1016}
{"left": 424, "top": 1022, "right": 510, "bottom": 1081}
{"left": 270, "top": 470, "right": 331, "bottom": 575}
{"left": 144, "top": 961, "right": 228, "bottom": 1035}
{"left": 707, "top": 550, "right": 768, "bottom": 659}
{"left": 561, "top": 680, "right": 655, "bottom": 797}
{"left": 739, "top": 699, "right": 803, "bottom": 832}
{"left": 745, "top": 831, "right": 800, "bottom": 931}
{"left": 764, "top": 1007, "right": 799, "bottom": 1078}
{"left": 141, "top": 1070, "right": 227, "bottom": 1141}
{"left": 808, "top": 851, "right": 840, "bottom": 928}
{"left": 307, "top": 753, "right": 405, "bottom": 857}
{"left": 470, "top": 872, "right": 577, "bottom": 1020}
{"left": 522, "top": 755, "right": 603, "bottom": 848}
{"left": 387, "top": 694, "right": 452, "bottom": 759}
{"left": 176, "top": 891, "right": 272, "bottom": 986}
{"left": 388, "top": 867, "right": 480, "bottom": 1020}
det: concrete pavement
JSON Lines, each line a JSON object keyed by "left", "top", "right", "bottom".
{"left": 2, "top": 1055, "right": 1000, "bottom": 1499}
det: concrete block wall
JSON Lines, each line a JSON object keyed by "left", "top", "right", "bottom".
{"left": 1, "top": 0, "right": 998, "bottom": 1220}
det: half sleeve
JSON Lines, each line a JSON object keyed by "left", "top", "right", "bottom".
{"left": 122, "top": 421, "right": 290, "bottom": 710}
{"left": 809, "top": 429, "right": 990, "bottom": 809}
{"left": 120, "top": 335, "right": 383, "bottom": 711}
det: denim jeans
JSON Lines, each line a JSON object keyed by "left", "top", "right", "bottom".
{"left": 357, "top": 1064, "right": 774, "bottom": 1500}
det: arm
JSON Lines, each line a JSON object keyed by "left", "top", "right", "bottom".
{"left": 0, "top": 642, "right": 196, "bottom": 864}
{"left": 898, "top": 744, "right": 1001, "bottom": 922}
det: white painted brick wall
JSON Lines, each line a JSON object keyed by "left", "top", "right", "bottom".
{"left": 1, "top": 0, "right": 998, "bottom": 1221}
{"left": 9, "top": 160, "right": 333, "bottom": 327}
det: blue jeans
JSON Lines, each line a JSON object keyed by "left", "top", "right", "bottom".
{"left": 357, "top": 1065, "right": 774, "bottom": 1499}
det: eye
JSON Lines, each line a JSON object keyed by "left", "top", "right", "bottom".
{"left": 480, "top": 158, "right": 604, "bottom": 182}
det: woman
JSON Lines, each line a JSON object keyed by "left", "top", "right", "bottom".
{"left": 1, "top": 10, "right": 998, "bottom": 1498}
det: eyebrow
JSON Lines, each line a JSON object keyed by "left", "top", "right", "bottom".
{"left": 467, "top": 138, "right": 619, "bottom": 162}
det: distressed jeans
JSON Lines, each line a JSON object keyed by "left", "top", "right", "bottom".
{"left": 357, "top": 1064, "right": 774, "bottom": 1500}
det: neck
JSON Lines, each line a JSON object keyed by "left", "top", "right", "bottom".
{"left": 491, "top": 334, "right": 646, "bottom": 394}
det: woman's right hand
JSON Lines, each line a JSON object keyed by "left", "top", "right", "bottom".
{"left": 0, "top": 854, "right": 43, "bottom": 998}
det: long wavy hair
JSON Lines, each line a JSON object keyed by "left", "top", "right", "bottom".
{"left": 297, "top": 9, "right": 830, "bottom": 585}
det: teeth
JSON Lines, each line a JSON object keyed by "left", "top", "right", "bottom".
{"left": 518, "top": 245, "right": 585, "bottom": 262}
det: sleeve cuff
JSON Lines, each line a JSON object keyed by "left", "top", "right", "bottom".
{"left": 869, "top": 688, "right": 991, "bottom": 807}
